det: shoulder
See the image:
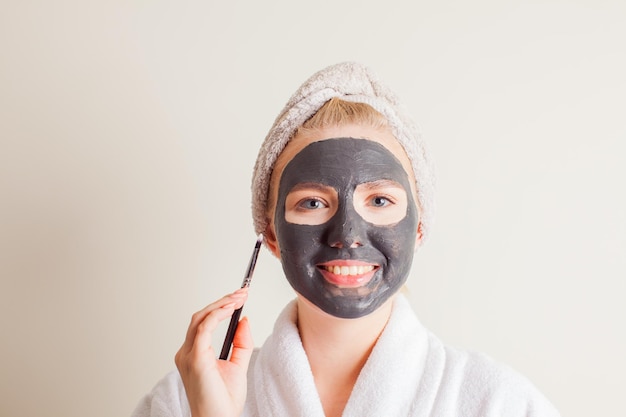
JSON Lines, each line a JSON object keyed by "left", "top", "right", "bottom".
{"left": 434, "top": 341, "right": 561, "bottom": 417}
{"left": 131, "top": 370, "right": 189, "bottom": 417}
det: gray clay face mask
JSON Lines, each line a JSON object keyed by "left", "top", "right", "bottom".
{"left": 274, "top": 138, "right": 419, "bottom": 319}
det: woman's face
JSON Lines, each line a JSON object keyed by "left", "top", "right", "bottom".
{"left": 265, "top": 125, "right": 422, "bottom": 319}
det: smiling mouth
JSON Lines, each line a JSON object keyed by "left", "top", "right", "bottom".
{"left": 317, "top": 262, "right": 379, "bottom": 288}
{"left": 321, "top": 264, "right": 376, "bottom": 276}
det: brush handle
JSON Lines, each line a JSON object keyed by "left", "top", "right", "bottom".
{"left": 219, "top": 306, "right": 244, "bottom": 360}
{"left": 218, "top": 234, "right": 262, "bottom": 360}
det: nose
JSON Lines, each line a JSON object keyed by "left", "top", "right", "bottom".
{"left": 326, "top": 203, "right": 364, "bottom": 249}
{"left": 329, "top": 234, "right": 362, "bottom": 249}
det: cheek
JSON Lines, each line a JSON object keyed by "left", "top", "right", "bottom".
{"left": 276, "top": 222, "right": 322, "bottom": 265}
{"left": 372, "top": 212, "right": 418, "bottom": 265}
{"left": 276, "top": 223, "right": 327, "bottom": 290}
{"left": 376, "top": 227, "right": 413, "bottom": 259}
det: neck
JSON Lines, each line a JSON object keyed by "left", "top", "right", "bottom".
{"left": 296, "top": 295, "right": 395, "bottom": 417}
{"left": 297, "top": 294, "right": 395, "bottom": 376}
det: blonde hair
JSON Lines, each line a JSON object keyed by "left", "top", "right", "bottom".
{"left": 295, "top": 97, "right": 390, "bottom": 137}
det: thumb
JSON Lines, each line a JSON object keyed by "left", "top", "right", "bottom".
{"left": 229, "top": 316, "right": 254, "bottom": 368}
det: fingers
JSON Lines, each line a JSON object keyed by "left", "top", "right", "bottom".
{"left": 190, "top": 303, "right": 236, "bottom": 362}
{"left": 180, "top": 289, "right": 248, "bottom": 354}
{"left": 229, "top": 316, "right": 254, "bottom": 368}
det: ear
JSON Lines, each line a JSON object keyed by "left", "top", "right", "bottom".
{"left": 264, "top": 221, "right": 281, "bottom": 259}
{"left": 414, "top": 221, "right": 424, "bottom": 251}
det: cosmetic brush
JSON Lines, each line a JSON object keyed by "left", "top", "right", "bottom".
{"left": 219, "top": 234, "right": 263, "bottom": 360}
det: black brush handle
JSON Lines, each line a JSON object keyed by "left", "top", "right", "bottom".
{"left": 219, "top": 306, "right": 244, "bottom": 360}
{"left": 218, "top": 234, "right": 262, "bottom": 361}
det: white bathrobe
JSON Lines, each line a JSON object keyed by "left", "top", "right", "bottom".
{"left": 132, "top": 295, "right": 560, "bottom": 417}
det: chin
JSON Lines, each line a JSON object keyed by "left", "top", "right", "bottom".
{"left": 317, "top": 287, "right": 396, "bottom": 319}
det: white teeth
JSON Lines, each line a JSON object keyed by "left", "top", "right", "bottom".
{"left": 324, "top": 265, "right": 375, "bottom": 276}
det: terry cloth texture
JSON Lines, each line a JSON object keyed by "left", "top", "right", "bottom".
{"left": 132, "top": 295, "right": 561, "bottom": 417}
{"left": 250, "top": 62, "right": 436, "bottom": 241}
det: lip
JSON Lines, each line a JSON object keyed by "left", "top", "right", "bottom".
{"left": 317, "top": 260, "right": 379, "bottom": 288}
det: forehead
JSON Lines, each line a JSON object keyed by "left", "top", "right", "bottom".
{"left": 274, "top": 124, "right": 414, "bottom": 181}
{"left": 279, "top": 138, "right": 410, "bottom": 190}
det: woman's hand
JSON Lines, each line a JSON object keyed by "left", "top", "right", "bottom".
{"left": 175, "top": 289, "right": 254, "bottom": 417}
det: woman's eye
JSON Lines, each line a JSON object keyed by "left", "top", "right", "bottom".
{"left": 370, "top": 195, "right": 394, "bottom": 207}
{"left": 298, "top": 198, "right": 326, "bottom": 210}
{"left": 371, "top": 196, "right": 392, "bottom": 207}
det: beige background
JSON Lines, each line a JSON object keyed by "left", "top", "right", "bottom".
{"left": 1, "top": 1, "right": 625, "bottom": 416}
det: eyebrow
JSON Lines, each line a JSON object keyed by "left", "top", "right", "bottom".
{"left": 288, "top": 182, "right": 335, "bottom": 193}
{"left": 357, "top": 179, "right": 404, "bottom": 190}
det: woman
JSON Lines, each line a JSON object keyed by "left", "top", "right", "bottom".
{"left": 133, "top": 62, "right": 560, "bottom": 417}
